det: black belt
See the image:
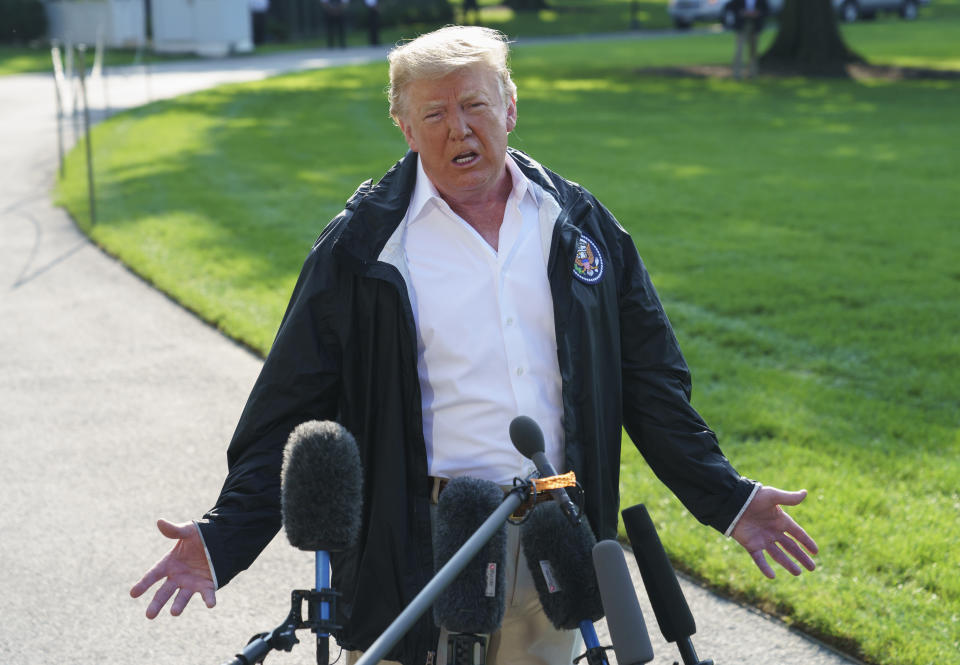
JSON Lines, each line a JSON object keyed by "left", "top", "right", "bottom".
{"left": 429, "top": 476, "right": 551, "bottom": 519}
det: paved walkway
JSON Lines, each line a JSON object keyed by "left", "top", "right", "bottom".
{"left": 0, "top": 42, "right": 855, "bottom": 664}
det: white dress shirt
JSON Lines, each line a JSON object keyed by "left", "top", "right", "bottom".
{"left": 387, "top": 154, "right": 565, "bottom": 485}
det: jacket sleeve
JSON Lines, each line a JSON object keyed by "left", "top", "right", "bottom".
{"left": 616, "top": 232, "right": 755, "bottom": 533}
{"left": 198, "top": 245, "right": 343, "bottom": 587}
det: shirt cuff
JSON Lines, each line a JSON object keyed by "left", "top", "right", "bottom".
{"left": 724, "top": 482, "right": 761, "bottom": 538}
{"left": 193, "top": 520, "right": 220, "bottom": 590}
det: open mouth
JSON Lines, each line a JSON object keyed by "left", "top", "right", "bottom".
{"left": 452, "top": 151, "right": 478, "bottom": 166}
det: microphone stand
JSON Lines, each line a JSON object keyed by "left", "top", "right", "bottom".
{"left": 220, "top": 586, "right": 342, "bottom": 665}
{"left": 675, "top": 637, "right": 713, "bottom": 665}
{"left": 354, "top": 477, "right": 535, "bottom": 665}
{"left": 574, "top": 619, "right": 611, "bottom": 665}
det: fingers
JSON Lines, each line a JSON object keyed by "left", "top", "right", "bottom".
{"left": 201, "top": 586, "right": 217, "bottom": 609}
{"left": 750, "top": 549, "right": 775, "bottom": 579}
{"left": 753, "top": 536, "right": 815, "bottom": 579}
{"left": 130, "top": 558, "right": 167, "bottom": 599}
{"left": 767, "top": 541, "right": 802, "bottom": 576}
{"left": 779, "top": 534, "right": 817, "bottom": 572}
{"left": 170, "top": 587, "right": 194, "bottom": 617}
{"left": 156, "top": 518, "right": 196, "bottom": 541}
{"left": 133, "top": 519, "right": 216, "bottom": 619}
{"left": 785, "top": 517, "right": 819, "bottom": 556}
{"left": 146, "top": 578, "right": 179, "bottom": 619}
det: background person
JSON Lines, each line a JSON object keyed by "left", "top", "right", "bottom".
{"left": 322, "top": 0, "right": 348, "bottom": 48}
{"left": 249, "top": 0, "right": 270, "bottom": 46}
{"left": 365, "top": 0, "right": 380, "bottom": 45}
{"left": 131, "top": 26, "right": 818, "bottom": 665}
{"left": 730, "top": 0, "right": 770, "bottom": 79}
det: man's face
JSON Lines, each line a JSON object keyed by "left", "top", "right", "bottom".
{"left": 397, "top": 65, "right": 517, "bottom": 207}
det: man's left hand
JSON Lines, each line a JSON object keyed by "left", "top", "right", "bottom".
{"left": 731, "top": 486, "right": 819, "bottom": 579}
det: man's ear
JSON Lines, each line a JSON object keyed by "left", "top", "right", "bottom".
{"left": 506, "top": 96, "right": 517, "bottom": 133}
{"left": 397, "top": 115, "right": 419, "bottom": 153}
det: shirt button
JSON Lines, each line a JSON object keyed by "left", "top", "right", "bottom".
{"left": 516, "top": 367, "right": 524, "bottom": 376}
{"left": 506, "top": 317, "right": 514, "bottom": 326}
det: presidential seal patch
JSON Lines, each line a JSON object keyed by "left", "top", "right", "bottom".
{"left": 572, "top": 233, "right": 604, "bottom": 284}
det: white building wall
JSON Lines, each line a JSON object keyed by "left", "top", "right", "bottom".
{"left": 44, "top": 0, "right": 146, "bottom": 48}
{"left": 152, "top": 0, "right": 253, "bottom": 57}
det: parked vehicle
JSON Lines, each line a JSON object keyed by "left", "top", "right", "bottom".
{"left": 667, "top": 0, "right": 782, "bottom": 29}
{"left": 667, "top": 0, "right": 928, "bottom": 29}
{"left": 835, "top": 0, "right": 929, "bottom": 22}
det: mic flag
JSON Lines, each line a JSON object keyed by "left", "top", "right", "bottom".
{"left": 591, "top": 540, "right": 655, "bottom": 665}
{"left": 519, "top": 501, "right": 604, "bottom": 630}
{"left": 433, "top": 477, "right": 508, "bottom": 635}
{"left": 621, "top": 504, "right": 697, "bottom": 644}
{"left": 281, "top": 420, "right": 363, "bottom": 553}
{"left": 509, "top": 415, "right": 580, "bottom": 526}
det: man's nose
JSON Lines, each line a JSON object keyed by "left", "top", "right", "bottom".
{"left": 447, "top": 109, "right": 471, "bottom": 139}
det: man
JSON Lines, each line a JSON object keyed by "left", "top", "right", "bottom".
{"left": 730, "top": 0, "right": 770, "bottom": 79}
{"left": 322, "top": 0, "right": 348, "bottom": 49}
{"left": 364, "top": 0, "right": 380, "bottom": 46}
{"left": 249, "top": 0, "right": 270, "bottom": 46}
{"left": 131, "top": 26, "right": 818, "bottom": 665}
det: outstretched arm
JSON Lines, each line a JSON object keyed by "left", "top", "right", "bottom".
{"left": 731, "top": 486, "right": 819, "bottom": 579}
{"left": 130, "top": 519, "right": 217, "bottom": 618}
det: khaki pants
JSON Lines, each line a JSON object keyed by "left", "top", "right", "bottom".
{"left": 346, "top": 504, "right": 582, "bottom": 665}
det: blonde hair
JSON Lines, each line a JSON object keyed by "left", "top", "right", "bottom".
{"left": 387, "top": 25, "right": 517, "bottom": 123}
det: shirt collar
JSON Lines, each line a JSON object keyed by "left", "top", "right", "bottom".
{"left": 406, "top": 152, "right": 536, "bottom": 226}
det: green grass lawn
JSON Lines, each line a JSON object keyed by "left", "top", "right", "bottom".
{"left": 57, "top": 22, "right": 959, "bottom": 665}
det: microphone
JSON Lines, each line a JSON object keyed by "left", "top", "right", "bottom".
{"left": 281, "top": 420, "right": 364, "bottom": 665}
{"left": 591, "top": 540, "right": 654, "bottom": 665}
{"left": 520, "top": 501, "right": 607, "bottom": 664}
{"left": 622, "top": 504, "right": 712, "bottom": 665}
{"left": 509, "top": 415, "right": 580, "bottom": 526}
{"left": 282, "top": 420, "right": 363, "bottom": 552}
{"left": 520, "top": 501, "right": 603, "bottom": 629}
{"left": 433, "top": 477, "right": 508, "bottom": 664}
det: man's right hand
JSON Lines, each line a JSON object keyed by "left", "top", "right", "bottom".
{"left": 130, "top": 519, "right": 216, "bottom": 618}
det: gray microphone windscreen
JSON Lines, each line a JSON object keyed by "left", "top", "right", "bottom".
{"left": 520, "top": 501, "right": 604, "bottom": 630}
{"left": 433, "top": 477, "right": 507, "bottom": 634}
{"left": 509, "top": 415, "right": 545, "bottom": 459}
{"left": 281, "top": 420, "right": 363, "bottom": 552}
{"left": 592, "top": 540, "right": 654, "bottom": 665}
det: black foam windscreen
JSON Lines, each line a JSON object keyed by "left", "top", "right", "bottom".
{"left": 519, "top": 501, "right": 604, "bottom": 630}
{"left": 509, "top": 415, "right": 545, "bottom": 459}
{"left": 281, "top": 420, "right": 363, "bottom": 552}
{"left": 622, "top": 504, "right": 696, "bottom": 643}
{"left": 433, "top": 477, "right": 508, "bottom": 635}
{"left": 592, "top": 540, "right": 655, "bottom": 665}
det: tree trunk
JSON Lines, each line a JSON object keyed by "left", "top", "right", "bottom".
{"left": 760, "top": 0, "right": 864, "bottom": 77}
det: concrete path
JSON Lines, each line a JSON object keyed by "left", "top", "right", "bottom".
{"left": 0, "top": 42, "right": 855, "bottom": 665}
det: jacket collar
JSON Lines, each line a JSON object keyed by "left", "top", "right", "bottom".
{"left": 332, "top": 147, "right": 587, "bottom": 267}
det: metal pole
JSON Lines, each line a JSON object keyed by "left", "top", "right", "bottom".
{"left": 51, "top": 42, "right": 66, "bottom": 178}
{"left": 66, "top": 43, "right": 82, "bottom": 145}
{"left": 77, "top": 45, "right": 97, "bottom": 226}
{"left": 94, "top": 28, "right": 111, "bottom": 117}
